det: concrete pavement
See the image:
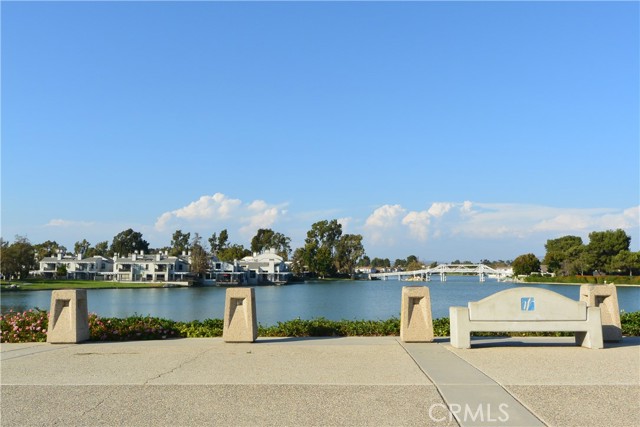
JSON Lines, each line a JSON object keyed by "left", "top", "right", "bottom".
{"left": 1, "top": 336, "right": 639, "bottom": 426}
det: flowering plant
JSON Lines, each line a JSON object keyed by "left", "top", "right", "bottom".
{"left": 89, "top": 314, "right": 183, "bottom": 341}
{"left": 0, "top": 309, "right": 48, "bottom": 343}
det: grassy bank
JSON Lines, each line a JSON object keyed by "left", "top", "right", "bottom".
{"left": 2, "top": 310, "right": 639, "bottom": 343}
{"left": 523, "top": 275, "right": 640, "bottom": 286}
{"left": 1, "top": 279, "right": 168, "bottom": 291}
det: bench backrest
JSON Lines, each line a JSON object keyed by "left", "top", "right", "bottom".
{"left": 468, "top": 287, "right": 587, "bottom": 321}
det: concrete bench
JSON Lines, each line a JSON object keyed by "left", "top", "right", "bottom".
{"left": 449, "top": 287, "right": 603, "bottom": 349}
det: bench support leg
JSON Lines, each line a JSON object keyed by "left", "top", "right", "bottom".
{"left": 449, "top": 307, "right": 471, "bottom": 349}
{"left": 575, "top": 307, "right": 604, "bottom": 349}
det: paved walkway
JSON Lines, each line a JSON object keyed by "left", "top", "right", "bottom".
{"left": 1, "top": 336, "right": 639, "bottom": 426}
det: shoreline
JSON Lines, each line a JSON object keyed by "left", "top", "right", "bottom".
{"left": 3, "top": 278, "right": 640, "bottom": 291}
{"left": 522, "top": 281, "right": 640, "bottom": 288}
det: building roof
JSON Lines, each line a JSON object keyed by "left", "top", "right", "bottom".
{"left": 40, "top": 256, "right": 113, "bottom": 263}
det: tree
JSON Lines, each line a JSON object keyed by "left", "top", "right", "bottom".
{"left": 394, "top": 259, "right": 407, "bottom": 269}
{"left": 170, "top": 230, "right": 191, "bottom": 256}
{"left": 56, "top": 264, "right": 68, "bottom": 278}
{"left": 357, "top": 255, "right": 371, "bottom": 267}
{"left": 300, "top": 219, "right": 343, "bottom": 277}
{"left": 33, "top": 240, "right": 64, "bottom": 261}
{"left": 560, "top": 245, "right": 587, "bottom": 275}
{"left": 89, "top": 241, "right": 109, "bottom": 257}
{"left": 0, "top": 236, "right": 37, "bottom": 279}
{"left": 109, "top": 228, "right": 150, "bottom": 256}
{"left": 308, "top": 220, "right": 342, "bottom": 250}
{"left": 610, "top": 250, "right": 640, "bottom": 277}
{"left": 188, "top": 233, "right": 209, "bottom": 281}
{"left": 586, "top": 229, "right": 631, "bottom": 273}
{"left": 334, "top": 234, "right": 365, "bottom": 277}
{"left": 512, "top": 253, "right": 541, "bottom": 276}
{"left": 290, "top": 248, "right": 307, "bottom": 276}
{"left": 74, "top": 239, "right": 91, "bottom": 256}
{"left": 543, "top": 235, "right": 584, "bottom": 274}
{"left": 315, "top": 246, "right": 334, "bottom": 278}
{"left": 371, "top": 258, "right": 390, "bottom": 268}
{"left": 209, "top": 229, "right": 229, "bottom": 255}
{"left": 406, "top": 258, "right": 424, "bottom": 271}
{"left": 217, "top": 244, "right": 250, "bottom": 263}
{"left": 250, "top": 229, "right": 292, "bottom": 260}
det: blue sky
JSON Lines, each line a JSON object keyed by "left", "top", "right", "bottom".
{"left": 2, "top": 1, "right": 639, "bottom": 262}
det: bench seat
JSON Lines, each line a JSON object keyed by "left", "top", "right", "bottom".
{"left": 450, "top": 287, "right": 603, "bottom": 349}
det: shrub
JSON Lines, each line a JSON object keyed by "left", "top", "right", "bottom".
{"left": 0, "top": 308, "right": 48, "bottom": 343}
{"left": 177, "top": 318, "right": 224, "bottom": 337}
{"left": 2, "top": 310, "right": 640, "bottom": 342}
{"left": 621, "top": 311, "right": 640, "bottom": 336}
{"left": 89, "top": 314, "right": 184, "bottom": 341}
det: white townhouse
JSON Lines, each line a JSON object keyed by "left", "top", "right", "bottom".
{"left": 111, "top": 251, "right": 190, "bottom": 282}
{"left": 202, "top": 256, "right": 247, "bottom": 286}
{"left": 36, "top": 253, "right": 114, "bottom": 280}
{"left": 237, "top": 248, "right": 292, "bottom": 285}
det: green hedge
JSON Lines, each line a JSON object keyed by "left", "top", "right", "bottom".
{"left": 523, "top": 275, "right": 640, "bottom": 285}
{"left": 2, "top": 309, "right": 639, "bottom": 343}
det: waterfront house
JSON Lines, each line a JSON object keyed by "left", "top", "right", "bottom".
{"left": 112, "top": 251, "right": 190, "bottom": 282}
{"left": 35, "top": 253, "right": 114, "bottom": 280}
{"left": 201, "top": 256, "right": 247, "bottom": 286}
{"left": 237, "top": 249, "right": 292, "bottom": 285}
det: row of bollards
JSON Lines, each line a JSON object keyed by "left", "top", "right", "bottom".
{"left": 46, "top": 284, "right": 623, "bottom": 344}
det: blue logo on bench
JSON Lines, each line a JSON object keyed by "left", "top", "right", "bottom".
{"left": 521, "top": 297, "right": 535, "bottom": 311}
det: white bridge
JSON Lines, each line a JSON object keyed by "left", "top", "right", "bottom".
{"left": 368, "top": 264, "right": 512, "bottom": 282}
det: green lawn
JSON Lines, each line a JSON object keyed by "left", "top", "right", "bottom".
{"left": 1, "top": 279, "right": 167, "bottom": 291}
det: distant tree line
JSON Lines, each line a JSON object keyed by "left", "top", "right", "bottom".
{"left": 0, "top": 220, "right": 364, "bottom": 280}
{"left": 511, "top": 229, "right": 639, "bottom": 277}
{"left": 2, "top": 225, "right": 638, "bottom": 281}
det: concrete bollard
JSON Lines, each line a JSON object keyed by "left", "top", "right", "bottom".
{"left": 580, "top": 284, "right": 622, "bottom": 342}
{"left": 400, "top": 286, "right": 434, "bottom": 342}
{"left": 47, "top": 289, "right": 90, "bottom": 344}
{"left": 223, "top": 288, "right": 258, "bottom": 343}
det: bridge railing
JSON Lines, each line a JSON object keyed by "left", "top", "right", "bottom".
{"left": 368, "top": 264, "right": 513, "bottom": 282}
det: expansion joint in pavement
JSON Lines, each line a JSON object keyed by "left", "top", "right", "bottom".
{"left": 399, "top": 340, "right": 546, "bottom": 427}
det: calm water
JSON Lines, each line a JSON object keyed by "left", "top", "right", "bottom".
{"left": 2, "top": 277, "right": 639, "bottom": 326}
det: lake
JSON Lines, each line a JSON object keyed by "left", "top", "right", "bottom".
{"left": 2, "top": 277, "right": 639, "bottom": 326}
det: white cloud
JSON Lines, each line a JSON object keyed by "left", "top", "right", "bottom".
{"left": 364, "top": 204, "right": 406, "bottom": 228}
{"left": 45, "top": 219, "right": 95, "bottom": 228}
{"left": 32, "top": 201, "right": 638, "bottom": 262}
{"left": 596, "top": 206, "right": 640, "bottom": 230}
{"left": 402, "top": 211, "right": 431, "bottom": 240}
{"left": 361, "top": 202, "right": 640, "bottom": 257}
{"left": 247, "top": 200, "right": 268, "bottom": 212}
{"left": 533, "top": 214, "right": 592, "bottom": 232}
{"left": 427, "top": 202, "right": 454, "bottom": 218}
{"left": 363, "top": 204, "right": 406, "bottom": 245}
{"left": 460, "top": 201, "right": 474, "bottom": 214}
{"left": 155, "top": 193, "right": 288, "bottom": 240}
{"left": 155, "top": 193, "right": 242, "bottom": 231}
{"left": 337, "top": 217, "right": 353, "bottom": 233}
{"left": 239, "top": 206, "right": 281, "bottom": 236}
